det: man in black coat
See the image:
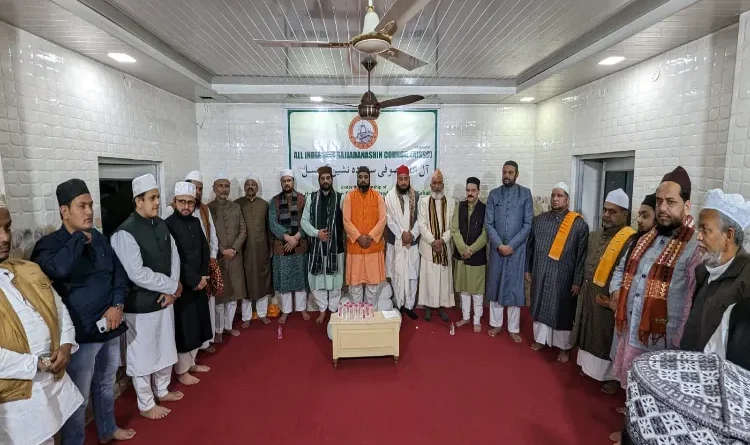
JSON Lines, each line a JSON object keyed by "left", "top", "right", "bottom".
{"left": 165, "top": 181, "right": 212, "bottom": 386}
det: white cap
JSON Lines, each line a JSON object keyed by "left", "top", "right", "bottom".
{"left": 702, "top": 189, "right": 750, "bottom": 230}
{"left": 132, "top": 174, "right": 158, "bottom": 197}
{"left": 552, "top": 182, "right": 570, "bottom": 196}
{"left": 245, "top": 174, "right": 259, "bottom": 184}
{"left": 0, "top": 192, "right": 6, "bottom": 208}
{"left": 280, "top": 169, "right": 294, "bottom": 179}
{"left": 213, "top": 171, "right": 229, "bottom": 184}
{"left": 605, "top": 188, "right": 630, "bottom": 210}
{"left": 174, "top": 181, "right": 196, "bottom": 198}
{"left": 185, "top": 170, "right": 203, "bottom": 183}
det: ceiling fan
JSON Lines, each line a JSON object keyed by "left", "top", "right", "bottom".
{"left": 326, "top": 57, "right": 424, "bottom": 120}
{"left": 256, "top": 0, "right": 435, "bottom": 71}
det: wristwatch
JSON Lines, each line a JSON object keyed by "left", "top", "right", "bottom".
{"left": 38, "top": 354, "right": 52, "bottom": 372}
{"left": 114, "top": 304, "right": 124, "bottom": 312}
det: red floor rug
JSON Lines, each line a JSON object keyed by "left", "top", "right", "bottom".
{"left": 84, "top": 308, "right": 624, "bottom": 445}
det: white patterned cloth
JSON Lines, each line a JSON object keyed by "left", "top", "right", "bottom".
{"left": 626, "top": 350, "right": 750, "bottom": 444}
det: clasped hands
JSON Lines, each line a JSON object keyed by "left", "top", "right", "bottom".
{"left": 497, "top": 245, "right": 514, "bottom": 256}
{"left": 400, "top": 231, "right": 413, "bottom": 246}
{"left": 283, "top": 234, "right": 301, "bottom": 252}
{"left": 38, "top": 343, "right": 73, "bottom": 373}
{"left": 357, "top": 235, "right": 374, "bottom": 249}
{"left": 158, "top": 281, "right": 183, "bottom": 308}
{"left": 431, "top": 239, "right": 446, "bottom": 254}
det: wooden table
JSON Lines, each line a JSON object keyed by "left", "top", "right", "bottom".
{"left": 329, "top": 311, "right": 401, "bottom": 368}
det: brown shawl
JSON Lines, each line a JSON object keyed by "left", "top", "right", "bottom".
{"left": 428, "top": 196, "right": 448, "bottom": 266}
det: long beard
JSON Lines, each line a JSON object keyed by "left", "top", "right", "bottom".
{"left": 431, "top": 191, "right": 444, "bottom": 200}
{"left": 656, "top": 224, "right": 677, "bottom": 237}
{"left": 701, "top": 250, "right": 723, "bottom": 268}
{"left": 397, "top": 185, "right": 410, "bottom": 194}
{"left": 358, "top": 184, "right": 370, "bottom": 192}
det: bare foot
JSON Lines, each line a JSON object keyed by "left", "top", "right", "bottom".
{"left": 488, "top": 327, "right": 503, "bottom": 338}
{"left": 190, "top": 364, "right": 210, "bottom": 373}
{"left": 260, "top": 317, "right": 271, "bottom": 324}
{"left": 557, "top": 350, "right": 571, "bottom": 363}
{"left": 214, "top": 333, "right": 223, "bottom": 343}
{"left": 601, "top": 381, "right": 619, "bottom": 395}
{"left": 531, "top": 341, "right": 545, "bottom": 351}
{"left": 201, "top": 345, "right": 216, "bottom": 354}
{"left": 279, "top": 313, "right": 289, "bottom": 324}
{"left": 473, "top": 324, "right": 481, "bottom": 333}
{"left": 140, "top": 405, "right": 170, "bottom": 420}
{"left": 609, "top": 431, "right": 622, "bottom": 442}
{"left": 158, "top": 391, "right": 184, "bottom": 402}
{"left": 241, "top": 321, "right": 250, "bottom": 329}
{"left": 455, "top": 320, "right": 470, "bottom": 328}
{"left": 316, "top": 312, "right": 326, "bottom": 324}
{"left": 616, "top": 406, "right": 626, "bottom": 415}
{"left": 100, "top": 427, "right": 136, "bottom": 443}
{"left": 224, "top": 329, "right": 240, "bottom": 337}
{"left": 177, "top": 373, "right": 200, "bottom": 386}
{"left": 301, "top": 310, "right": 311, "bottom": 321}
{"left": 509, "top": 332, "right": 523, "bottom": 343}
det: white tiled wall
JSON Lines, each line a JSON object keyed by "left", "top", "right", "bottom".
{"left": 196, "top": 104, "right": 537, "bottom": 202}
{"left": 0, "top": 21, "right": 199, "bottom": 230}
{"left": 725, "top": 13, "right": 750, "bottom": 196}
{"left": 535, "top": 25, "right": 738, "bottom": 212}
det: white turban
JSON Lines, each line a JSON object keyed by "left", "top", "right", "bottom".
{"left": 702, "top": 189, "right": 750, "bottom": 230}
{"left": 185, "top": 170, "right": 203, "bottom": 183}
{"left": 213, "top": 171, "right": 229, "bottom": 184}
{"left": 280, "top": 169, "right": 294, "bottom": 179}
{"left": 132, "top": 174, "right": 158, "bottom": 197}
{"left": 174, "top": 181, "right": 196, "bottom": 198}
{"left": 0, "top": 192, "right": 6, "bottom": 208}
{"left": 552, "top": 182, "right": 570, "bottom": 196}
{"left": 245, "top": 174, "right": 260, "bottom": 184}
{"left": 605, "top": 188, "right": 630, "bottom": 210}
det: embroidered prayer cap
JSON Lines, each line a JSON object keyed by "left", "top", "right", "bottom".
{"left": 244, "top": 173, "right": 259, "bottom": 184}
{"left": 317, "top": 165, "right": 333, "bottom": 176}
{"left": 552, "top": 182, "right": 569, "bottom": 196}
{"left": 396, "top": 165, "right": 410, "bottom": 176}
{"left": 661, "top": 166, "right": 691, "bottom": 199}
{"left": 213, "top": 171, "right": 230, "bottom": 184}
{"left": 641, "top": 193, "right": 656, "bottom": 210}
{"left": 0, "top": 191, "right": 6, "bottom": 208}
{"left": 132, "top": 174, "right": 158, "bottom": 197}
{"left": 184, "top": 170, "right": 203, "bottom": 183}
{"left": 605, "top": 188, "right": 629, "bottom": 210}
{"left": 356, "top": 166, "right": 370, "bottom": 175}
{"left": 466, "top": 177, "right": 480, "bottom": 188}
{"left": 174, "top": 181, "right": 196, "bottom": 198}
{"left": 56, "top": 178, "right": 90, "bottom": 206}
{"left": 702, "top": 188, "right": 750, "bottom": 230}
{"left": 280, "top": 168, "right": 294, "bottom": 179}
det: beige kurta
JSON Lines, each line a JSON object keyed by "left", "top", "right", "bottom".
{"left": 417, "top": 195, "right": 456, "bottom": 308}
{"left": 208, "top": 199, "right": 247, "bottom": 304}
{"left": 235, "top": 196, "right": 273, "bottom": 300}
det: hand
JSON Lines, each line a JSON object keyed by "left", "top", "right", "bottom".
{"left": 37, "top": 357, "right": 50, "bottom": 372}
{"left": 571, "top": 285, "right": 581, "bottom": 296}
{"left": 609, "top": 291, "right": 619, "bottom": 312}
{"left": 318, "top": 228, "right": 330, "bottom": 242}
{"left": 283, "top": 234, "right": 295, "bottom": 244}
{"left": 196, "top": 276, "right": 209, "bottom": 290}
{"left": 103, "top": 306, "right": 123, "bottom": 331}
{"left": 357, "top": 235, "right": 369, "bottom": 248}
{"left": 158, "top": 294, "right": 176, "bottom": 308}
{"left": 222, "top": 249, "right": 236, "bottom": 260}
{"left": 525, "top": 272, "right": 532, "bottom": 283}
{"left": 595, "top": 294, "right": 611, "bottom": 309}
{"left": 81, "top": 231, "right": 92, "bottom": 244}
{"left": 283, "top": 242, "right": 294, "bottom": 253}
{"left": 365, "top": 235, "right": 374, "bottom": 247}
{"left": 499, "top": 245, "right": 513, "bottom": 256}
{"left": 432, "top": 239, "right": 444, "bottom": 254}
{"left": 462, "top": 248, "right": 473, "bottom": 260}
{"left": 401, "top": 231, "right": 413, "bottom": 245}
{"left": 287, "top": 236, "right": 299, "bottom": 248}
{"left": 49, "top": 344, "right": 72, "bottom": 373}
{"left": 174, "top": 282, "right": 183, "bottom": 298}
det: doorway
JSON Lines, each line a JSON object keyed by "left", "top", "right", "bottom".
{"left": 573, "top": 154, "right": 635, "bottom": 230}
{"left": 98, "top": 159, "right": 159, "bottom": 238}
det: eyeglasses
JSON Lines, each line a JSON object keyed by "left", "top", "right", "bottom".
{"left": 176, "top": 199, "right": 196, "bottom": 206}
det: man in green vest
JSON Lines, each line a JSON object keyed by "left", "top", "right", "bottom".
{"left": 110, "top": 174, "right": 184, "bottom": 420}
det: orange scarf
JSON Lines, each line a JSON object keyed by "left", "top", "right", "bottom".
{"left": 547, "top": 211, "right": 581, "bottom": 261}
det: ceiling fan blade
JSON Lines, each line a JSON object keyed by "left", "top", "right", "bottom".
{"left": 255, "top": 39, "right": 350, "bottom": 49}
{"left": 379, "top": 95, "right": 424, "bottom": 108}
{"left": 323, "top": 101, "right": 357, "bottom": 108}
{"left": 380, "top": 48, "right": 427, "bottom": 71}
{"left": 376, "top": 0, "right": 437, "bottom": 37}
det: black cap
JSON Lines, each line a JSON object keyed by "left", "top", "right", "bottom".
{"left": 466, "top": 177, "right": 480, "bottom": 187}
{"left": 56, "top": 179, "right": 90, "bottom": 206}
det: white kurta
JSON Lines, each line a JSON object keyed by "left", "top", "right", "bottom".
{"left": 0, "top": 270, "right": 84, "bottom": 445}
{"left": 704, "top": 303, "right": 735, "bottom": 358}
{"left": 385, "top": 188, "right": 421, "bottom": 308}
{"left": 111, "top": 230, "right": 180, "bottom": 377}
{"left": 417, "top": 195, "right": 455, "bottom": 308}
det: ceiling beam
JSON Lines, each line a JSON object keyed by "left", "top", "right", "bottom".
{"left": 212, "top": 84, "right": 516, "bottom": 97}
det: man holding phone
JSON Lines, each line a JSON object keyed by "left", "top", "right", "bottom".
{"left": 31, "top": 179, "right": 136, "bottom": 444}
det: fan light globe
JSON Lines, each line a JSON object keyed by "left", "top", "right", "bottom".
{"left": 362, "top": 8, "right": 380, "bottom": 33}
{"left": 353, "top": 38, "right": 390, "bottom": 54}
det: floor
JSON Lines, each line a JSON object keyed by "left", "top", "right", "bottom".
{"left": 84, "top": 307, "right": 624, "bottom": 445}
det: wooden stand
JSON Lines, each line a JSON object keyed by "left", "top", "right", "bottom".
{"left": 330, "top": 311, "right": 401, "bottom": 368}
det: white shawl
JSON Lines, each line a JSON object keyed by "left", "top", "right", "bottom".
{"left": 385, "top": 187, "right": 412, "bottom": 308}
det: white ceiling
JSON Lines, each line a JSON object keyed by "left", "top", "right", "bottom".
{"left": 0, "top": 0, "right": 748, "bottom": 104}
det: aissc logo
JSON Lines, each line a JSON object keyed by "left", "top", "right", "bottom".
{"left": 348, "top": 116, "right": 378, "bottom": 150}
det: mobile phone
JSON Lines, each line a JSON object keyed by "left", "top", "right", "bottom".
{"left": 96, "top": 317, "right": 109, "bottom": 333}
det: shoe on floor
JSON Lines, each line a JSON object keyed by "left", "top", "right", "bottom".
{"left": 438, "top": 308, "right": 450, "bottom": 322}
{"left": 404, "top": 308, "right": 418, "bottom": 320}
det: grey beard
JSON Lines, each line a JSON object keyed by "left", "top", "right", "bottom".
{"left": 431, "top": 191, "right": 444, "bottom": 200}
{"left": 701, "top": 250, "right": 723, "bottom": 268}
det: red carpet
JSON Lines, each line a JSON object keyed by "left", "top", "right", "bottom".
{"left": 84, "top": 308, "right": 623, "bottom": 445}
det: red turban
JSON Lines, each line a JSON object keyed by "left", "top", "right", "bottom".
{"left": 396, "top": 165, "right": 409, "bottom": 176}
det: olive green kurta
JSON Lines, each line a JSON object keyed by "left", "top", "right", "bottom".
{"left": 235, "top": 196, "right": 274, "bottom": 300}
{"left": 451, "top": 202, "right": 488, "bottom": 295}
{"left": 208, "top": 198, "right": 247, "bottom": 304}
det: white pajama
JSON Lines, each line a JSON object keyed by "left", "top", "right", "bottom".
{"left": 533, "top": 322, "right": 573, "bottom": 350}
{"left": 256, "top": 296, "right": 269, "bottom": 318}
{"left": 577, "top": 350, "right": 616, "bottom": 381}
{"left": 215, "top": 301, "right": 238, "bottom": 333}
{"left": 281, "top": 291, "right": 307, "bottom": 314}
{"left": 201, "top": 295, "right": 217, "bottom": 349}
{"left": 132, "top": 365, "right": 172, "bottom": 412}
{"left": 241, "top": 296, "right": 272, "bottom": 321}
{"left": 241, "top": 299, "right": 253, "bottom": 322}
{"left": 313, "top": 289, "right": 341, "bottom": 312}
{"left": 175, "top": 349, "right": 199, "bottom": 375}
{"left": 460, "top": 292, "right": 484, "bottom": 325}
{"left": 489, "top": 302, "right": 520, "bottom": 334}
{"left": 349, "top": 283, "right": 379, "bottom": 305}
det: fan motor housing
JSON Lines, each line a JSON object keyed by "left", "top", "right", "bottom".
{"left": 358, "top": 103, "right": 380, "bottom": 120}
{"left": 351, "top": 33, "right": 391, "bottom": 54}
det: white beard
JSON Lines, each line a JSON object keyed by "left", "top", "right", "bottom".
{"left": 431, "top": 191, "right": 444, "bottom": 200}
{"left": 700, "top": 249, "right": 723, "bottom": 268}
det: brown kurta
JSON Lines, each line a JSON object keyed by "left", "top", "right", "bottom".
{"left": 208, "top": 199, "right": 247, "bottom": 304}
{"left": 572, "top": 225, "right": 636, "bottom": 359}
{"left": 235, "top": 196, "right": 273, "bottom": 300}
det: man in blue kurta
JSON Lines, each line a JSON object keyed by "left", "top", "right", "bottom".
{"left": 485, "top": 160, "right": 533, "bottom": 342}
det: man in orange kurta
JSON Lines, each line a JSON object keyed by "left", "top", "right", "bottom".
{"left": 343, "top": 166, "right": 387, "bottom": 306}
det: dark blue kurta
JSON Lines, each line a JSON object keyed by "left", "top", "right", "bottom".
{"left": 484, "top": 184, "right": 533, "bottom": 306}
